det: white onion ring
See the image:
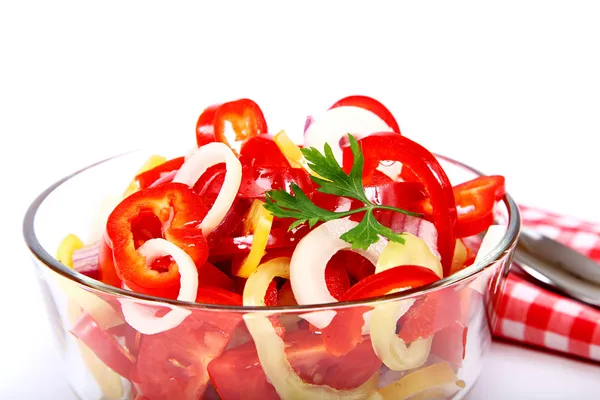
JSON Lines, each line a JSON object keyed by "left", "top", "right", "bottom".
{"left": 290, "top": 218, "right": 387, "bottom": 328}
{"left": 369, "top": 298, "right": 433, "bottom": 371}
{"left": 119, "top": 238, "right": 198, "bottom": 335}
{"left": 303, "top": 106, "right": 392, "bottom": 162}
{"left": 173, "top": 142, "right": 242, "bottom": 236}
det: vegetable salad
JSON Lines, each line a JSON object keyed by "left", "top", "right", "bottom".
{"left": 57, "top": 95, "right": 506, "bottom": 400}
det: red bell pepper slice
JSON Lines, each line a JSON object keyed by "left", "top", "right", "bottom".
{"left": 239, "top": 134, "right": 289, "bottom": 167}
{"left": 106, "top": 183, "right": 209, "bottom": 298}
{"left": 330, "top": 95, "right": 401, "bottom": 134}
{"left": 453, "top": 175, "right": 505, "bottom": 237}
{"left": 70, "top": 314, "right": 136, "bottom": 379}
{"left": 194, "top": 164, "right": 315, "bottom": 203}
{"left": 97, "top": 231, "right": 122, "bottom": 288}
{"left": 134, "top": 157, "right": 185, "bottom": 191}
{"left": 343, "top": 133, "right": 458, "bottom": 276}
{"left": 320, "top": 265, "right": 440, "bottom": 356}
{"left": 196, "top": 98, "right": 268, "bottom": 154}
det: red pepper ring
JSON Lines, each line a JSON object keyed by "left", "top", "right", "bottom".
{"left": 106, "top": 183, "right": 209, "bottom": 296}
{"left": 196, "top": 98, "right": 268, "bottom": 154}
{"left": 343, "top": 133, "right": 458, "bottom": 276}
{"left": 453, "top": 175, "right": 505, "bottom": 238}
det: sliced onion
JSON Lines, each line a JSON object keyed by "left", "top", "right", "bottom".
{"left": 303, "top": 115, "right": 315, "bottom": 134}
{"left": 290, "top": 218, "right": 387, "bottom": 328}
{"left": 368, "top": 234, "right": 442, "bottom": 371}
{"left": 87, "top": 194, "right": 121, "bottom": 244}
{"left": 173, "top": 142, "right": 242, "bottom": 236}
{"left": 244, "top": 314, "right": 379, "bottom": 399}
{"left": 72, "top": 243, "right": 100, "bottom": 280}
{"left": 119, "top": 238, "right": 198, "bottom": 335}
{"left": 243, "top": 257, "right": 291, "bottom": 306}
{"left": 303, "top": 106, "right": 392, "bottom": 162}
{"left": 388, "top": 214, "right": 440, "bottom": 260}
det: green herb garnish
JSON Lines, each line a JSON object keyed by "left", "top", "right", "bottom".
{"left": 264, "top": 134, "right": 423, "bottom": 250}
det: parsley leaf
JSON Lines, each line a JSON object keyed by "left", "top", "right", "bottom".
{"left": 264, "top": 134, "right": 423, "bottom": 250}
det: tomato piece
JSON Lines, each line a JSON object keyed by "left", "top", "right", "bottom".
{"left": 239, "top": 134, "right": 289, "bottom": 167}
{"left": 207, "top": 330, "right": 382, "bottom": 400}
{"left": 397, "top": 288, "right": 462, "bottom": 343}
{"left": 208, "top": 225, "right": 309, "bottom": 260}
{"left": 333, "top": 251, "right": 375, "bottom": 283}
{"left": 264, "top": 279, "right": 279, "bottom": 306}
{"left": 277, "top": 280, "right": 297, "bottom": 306}
{"left": 324, "top": 257, "right": 351, "bottom": 300}
{"left": 195, "top": 287, "right": 243, "bottom": 306}
{"left": 132, "top": 316, "right": 234, "bottom": 400}
{"left": 330, "top": 95, "right": 401, "bottom": 134}
{"left": 134, "top": 157, "right": 185, "bottom": 190}
{"left": 197, "top": 262, "right": 233, "bottom": 291}
{"left": 196, "top": 99, "right": 268, "bottom": 155}
{"left": 431, "top": 321, "right": 468, "bottom": 367}
{"left": 70, "top": 314, "right": 136, "bottom": 379}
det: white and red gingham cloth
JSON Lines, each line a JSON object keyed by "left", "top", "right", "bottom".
{"left": 491, "top": 205, "right": 600, "bottom": 362}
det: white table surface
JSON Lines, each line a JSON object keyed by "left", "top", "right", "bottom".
{"left": 1, "top": 1, "right": 599, "bottom": 399}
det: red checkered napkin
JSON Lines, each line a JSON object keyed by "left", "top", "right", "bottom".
{"left": 491, "top": 205, "right": 600, "bottom": 362}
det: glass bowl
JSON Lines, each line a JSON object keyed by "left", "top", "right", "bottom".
{"left": 23, "top": 149, "right": 520, "bottom": 400}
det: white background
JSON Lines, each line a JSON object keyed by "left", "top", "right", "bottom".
{"left": 1, "top": 1, "right": 599, "bottom": 399}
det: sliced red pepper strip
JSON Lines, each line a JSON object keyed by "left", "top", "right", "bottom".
{"left": 196, "top": 98, "right": 268, "bottom": 154}
{"left": 106, "top": 183, "right": 209, "bottom": 298}
{"left": 70, "top": 314, "right": 136, "bottom": 379}
{"left": 134, "top": 157, "right": 185, "bottom": 190}
{"left": 330, "top": 95, "right": 401, "bottom": 134}
{"left": 453, "top": 175, "right": 505, "bottom": 237}
{"left": 343, "top": 133, "right": 457, "bottom": 276}
{"left": 239, "top": 134, "right": 289, "bottom": 167}
{"left": 321, "top": 265, "right": 440, "bottom": 356}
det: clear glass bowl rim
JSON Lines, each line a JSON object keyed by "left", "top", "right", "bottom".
{"left": 22, "top": 149, "right": 521, "bottom": 314}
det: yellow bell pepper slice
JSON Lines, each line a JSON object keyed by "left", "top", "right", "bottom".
{"left": 57, "top": 234, "right": 85, "bottom": 268}
{"left": 273, "top": 129, "right": 306, "bottom": 169}
{"left": 122, "top": 154, "right": 167, "bottom": 197}
{"left": 375, "top": 361, "right": 463, "bottom": 400}
{"left": 233, "top": 200, "right": 274, "bottom": 278}
{"left": 450, "top": 239, "right": 468, "bottom": 275}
